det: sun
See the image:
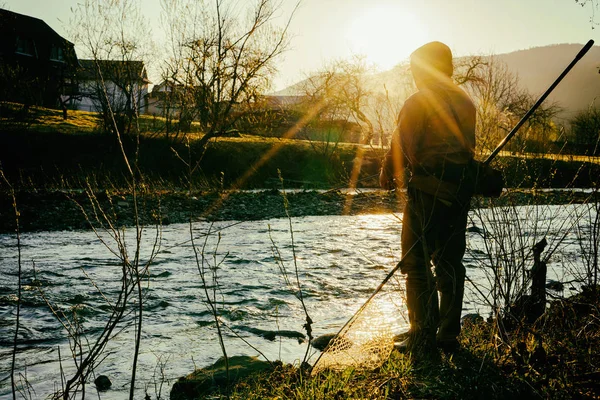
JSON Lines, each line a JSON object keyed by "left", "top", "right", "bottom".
{"left": 345, "top": 5, "right": 429, "bottom": 70}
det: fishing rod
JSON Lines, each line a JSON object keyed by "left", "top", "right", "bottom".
{"left": 484, "top": 39, "right": 595, "bottom": 165}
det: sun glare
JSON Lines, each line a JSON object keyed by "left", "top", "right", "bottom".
{"left": 345, "top": 5, "right": 429, "bottom": 70}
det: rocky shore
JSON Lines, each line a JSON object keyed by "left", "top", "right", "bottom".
{"left": 1, "top": 188, "right": 594, "bottom": 234}
{"left": 0, "top": 189, "right": 407, "bottom": 233}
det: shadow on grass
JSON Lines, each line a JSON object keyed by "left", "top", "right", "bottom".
{"left": 179, "top": 344, "right": 536, "bottom": 399}
{"left": 402, "top": 347, "right": 535, "bottom": 400}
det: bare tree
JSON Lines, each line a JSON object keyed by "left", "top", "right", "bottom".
{"left": 157, "top": 0, "right": 201, "bottom": 141}
{"left": 307, "top": 57, "right": 377, "bottom": 143}
{"left": 459, "top": 55, "right": 560, "bottom": 155}
{"left": 159, "top": 0, "right": 298, "bottom": 146}
{"left": 69, "top": 0, "right": 153, "bottom": 134}
{"left": 43, "top": 4, "right": 162, "bottom": 399}
{"left": 299, "top": 56, "right": 394, "bottom": 149}
{"left": 370, "top": 85, "right": 405, "bottom": 148}
{"left": 570, "top": 106, "right": 600, "bottom": 155}
{"left": 575, "top": 0, "right": 600, "bottom": 25}
{"left": 297, "top": 65, "right": 353, "bottom": 156}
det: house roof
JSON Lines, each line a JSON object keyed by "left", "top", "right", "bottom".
{"left": 0, "top": 8, "right": 75, "bottom": 53}
{"left": 150, "top": 80, "right": 187, "bottom": 94}
{"left": 78, "top": 59, "right": 151, "bottom": 84}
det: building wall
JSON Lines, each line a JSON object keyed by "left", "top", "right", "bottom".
{"left": 0, "top": 9, "right": 78, "bottom": 107}
{"left": 72, "top": 80, "right": 148, "bottom": 114}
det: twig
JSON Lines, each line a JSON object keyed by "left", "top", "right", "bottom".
{"left": 277, "top": 171, "right": 314, "bottom": 364}
{"left": 1, "top": 169, "right": 22, "bottom": 400}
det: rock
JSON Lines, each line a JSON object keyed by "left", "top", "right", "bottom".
{"left": 466, "top": 225, "right": 484, "bottom": 234}
{"left": 312, "top": 333, "right": 337, "bottom": 351}
{"left": 67, "top": 294, "right": 86, "bottom": 304}
{"left": 170, "top": 355, "right": 272, "bottom": 400}
{"left": 393, "top": 331, "right": 411, "bottom": 343}
{"left": 25, "top": 278, "right": 43, "bottom": 288}
{"left": 311, "top": 333, "right": 354, "bottom": 353}
{"left": 546, "top": 280, "right": 564, "bottom": 291}
{"left": 94, "top": 375, "right": 111, "bottom": 391}
{"left": 461, "top": 313, "right": 484, "bottom": 325}
{"left": 470, "top": 249, "right": 487, "bottom": 256}
{"left": 234, "top": 326, "right": 305, "bottom": 343}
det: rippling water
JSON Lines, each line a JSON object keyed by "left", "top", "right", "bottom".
{"left": 0, "top": 205, "right": 592, "bottom": 399}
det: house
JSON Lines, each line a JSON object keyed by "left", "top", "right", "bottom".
{"left": 0, "top": 8, "right": 78, "bottom": 107}
{"left": 261, "top": 94, "right": 307, "bottom": 110}
{"left": 72, "top": 59, "right": 151, "bottom": 114}
{"left": 145, "top": 80, "right": 185, "bottom": 117}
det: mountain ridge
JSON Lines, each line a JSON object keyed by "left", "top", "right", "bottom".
{"left": 495, "top": 43, "right": 600, "bottom": 121}
{"left": 274, "top": 43, "right": 600, "bottom": 123}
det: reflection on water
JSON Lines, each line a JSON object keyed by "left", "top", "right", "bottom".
{"left": 0, "top": 205, "right": 591, "bottom": 399}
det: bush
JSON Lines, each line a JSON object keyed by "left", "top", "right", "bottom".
{"left": 570, "top": 108, "right": 600, "bottom": 156}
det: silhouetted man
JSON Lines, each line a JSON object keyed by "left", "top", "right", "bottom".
{"left": 380, "top": 41, "right": 476, "bottom": 352}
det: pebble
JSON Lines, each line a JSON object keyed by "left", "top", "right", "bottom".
{"left": 94, "top": 375, "right": 111, "bottom": 391}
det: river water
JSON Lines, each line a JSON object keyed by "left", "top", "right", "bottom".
{"left": 0, "top": 203, "right": 594, "bottom": 399}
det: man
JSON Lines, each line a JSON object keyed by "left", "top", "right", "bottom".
{"left": 380, "top": 41, "right": 476, "bottom": 352}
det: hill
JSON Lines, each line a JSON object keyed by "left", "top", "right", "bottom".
{"left": 496, "top": 43, "right": 600, "bottom": 122}
{"left": 275, "top": 43, "right": 600, "bottom": 124}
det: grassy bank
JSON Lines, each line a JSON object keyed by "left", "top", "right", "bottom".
{"left": 0, "top": 103, "right": 381, "bottom": 190}
{"left": 2, "top": 104, "right": 600, "bottom": 192}
{"left": 0, "top": 127, "right": 376, "bottom": 190}
{"left": 170, "top": 287, "right": 600, "bottom": 400}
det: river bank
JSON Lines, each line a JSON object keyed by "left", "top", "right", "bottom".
{"left": 171, "top": 285, "right": 600, "bottom": 400}
{"left": 0, "top": 189, "right": 401, "bottom": 233}
{"left": 0, "top": 188, "right": 596, "bottom": 234}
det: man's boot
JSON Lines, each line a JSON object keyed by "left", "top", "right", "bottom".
{"left": 395, "top": 281, "right": 438, "bottom": 354}
{"left": 436, "top": 275, "right": 465, "bottom": 352}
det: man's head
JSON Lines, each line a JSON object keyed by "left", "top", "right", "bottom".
{"left": 410, "top": 41, "right": 453, "bottom": 88}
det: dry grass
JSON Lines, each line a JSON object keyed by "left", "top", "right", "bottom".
{"left": 183, "top": 287, "right": 599, "bottom": 400}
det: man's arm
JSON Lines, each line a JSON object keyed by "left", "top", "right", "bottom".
{"left": 379, "top": 95, "right": 426, "bottom": 189}
{"left": 379, "top": 131, "right": 400, "bottom": 190}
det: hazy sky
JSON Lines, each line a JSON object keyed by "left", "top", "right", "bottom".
{"left": 3, "top": 0, "right": 598, "bottom": 90}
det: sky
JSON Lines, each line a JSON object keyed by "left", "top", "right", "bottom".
{"left": 2, "top": 0, "right": 599, "bottom": 91}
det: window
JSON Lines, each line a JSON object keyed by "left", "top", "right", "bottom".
{"left": 15, "top": 36, "right": 36, "bottom": 57}
{"left": 50, "top": 45, "right": 64, "bottom": 62}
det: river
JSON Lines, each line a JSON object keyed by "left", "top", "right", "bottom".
{"left": 0, "top": 203, "right": 593, "bottom": 399}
